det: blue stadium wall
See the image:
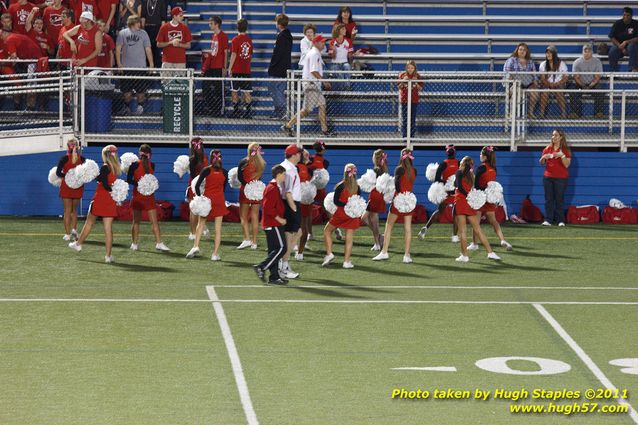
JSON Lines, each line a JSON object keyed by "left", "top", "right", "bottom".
{"left": 1, "top": 147, "right": 637, "bottom": 218}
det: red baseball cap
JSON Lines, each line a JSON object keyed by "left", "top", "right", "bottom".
{"left": 285, "top": 144, "right": 301, "bottom": 156}
{"left": 171, "top": 6, "right": 185, "bottom": 16}
{"left": 313, "top": 34, "right": 327, "bottom": 43}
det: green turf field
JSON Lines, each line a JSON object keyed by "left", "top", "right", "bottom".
{"left": 0, "top": 217, "right": 637, "bottom": 424}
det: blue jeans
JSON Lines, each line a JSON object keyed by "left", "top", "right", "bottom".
{"left": 608, "top": 43, "right": 638, "bottom": 72}
{"left": 401, "top": 103, "right": 417, "bottom": 138}
{"left": 330, "top": 62, "right": 351, "bottom": 90}
{"left": 543, "top": 176, "right": 568, "bottom": 224}
{"left": 267, "top": 78, "right": 287, "bottom": 117}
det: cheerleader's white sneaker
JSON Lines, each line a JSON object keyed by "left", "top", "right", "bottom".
{"left": 467, "top": 243, "right": 479, "bottom": 251}
{"left": 130, "top": 243, "right": 139, "bottom": 251}
{"left": 342, "top": 261, "right": 354, "bottom": 269}
{"left": 155, "top": 242, "right": 170, "bottom": 252}
{"left": 104, "top": 256, "right": 114, "bottom": 264}
{"left": 185, "top": 247, "right": 200, "bottom": 258}
{"left": 295, "top": 253, "right": 304, "bottom": 261}
{"left": 188, "top": 233, "right": 196, "bottom": 240}
{"left": 250, "top": 243, "right": 258, "bottom": 250}
{"left": 237, "top": 240, "right": 252, "bottom": 250}
{"left": 372, "top": 252, "right": 389, "bottom": 261}
{"left": 417, "top": 227, "right": 428, "bottom": 240}
{"left": 402, "top": 255, "right": 413, "bottom": 264}
{"left": 68, "top": 241, "right": 81, "bottom": 252}
{"left": 451, "top": 235, "right": 460, "bottom": 243}
{"left": 307, "top": 233, "right": 314, "bottom": 241}
{"left": 558, "top": 222, "right": 565, "bottom": 227}
{"left": 63, "top": 234, "right": 71, "bottom": 241}
{"left": 211, "top": 254, "right": 221, "bottom": 261}
{"left": 500, "top": 240, "right": 513, "bottom": 251}
{"left": 322, "top": 253, "right": 335, "bottom": 267}
{"left": 542, "top": 221, "right": 551, "bottom": 226}
{"left": 455, "top": 254, "right": 469, "bottom": 263}
{"left": 487, "top": 252, "right": 501, "bottom": 261}
{"left": 71, "top": 229, "right": 78, "bottom": 241}
{"left": 370, "top": 243, "right": 380, "bottom": 251}
{"left": 203, "top": 226, "right": 211, "bottom": 239}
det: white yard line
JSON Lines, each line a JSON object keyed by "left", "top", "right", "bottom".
{"left": 533, "top": 304, "right": 638, "bottom": 424}
{"left": 206, "top": 286, "right": 259, "bottom": 425}
{"left": 211, "top": 285, "right": 638, "bottom": 291}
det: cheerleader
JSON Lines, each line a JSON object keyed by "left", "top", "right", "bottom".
{"left": 186, "top": 138, "right": 209, "bottom": 240}
{"left": 362, "top": 149, "right": 387, "bottom": 251}
{"left": 469, "top": 146, "right": 512, "bottom": 251}
{"left": 454, "top": 156, "right": 501, "bottom": 262}
{"left": 236, "top": 142, "right": 265, "bottom": 250}
{"left": 372, "top": 148, "right": 416, "bottom": 264}
{"left": 186, "top": 150, "right": 228, "bottom": 261}
{"left": 295, "top": 149, "right": 314, "bottom": 260}
{"left": 309, "top": 140, "right": 342, "bottom": 240}
{"left": 127, "top": 144, "right": 170, "bottom": 252}
{"left": 56, "top": 139, "right": 85, "bottom": 241}
{"left": 418, "top": 144, "right": 459, "bottom": 242}
{"left": 322, "top": 164, "right": 361, "bottom": 268}
{"left": 68, "top": 145, "right": 121, "bottom": 264}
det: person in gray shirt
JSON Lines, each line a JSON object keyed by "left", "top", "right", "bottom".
{"left": 116, "top": 15, "right": 154, "bottom": 114}
{"left": 569, "top": 44, "right": 605, "bottom": 119}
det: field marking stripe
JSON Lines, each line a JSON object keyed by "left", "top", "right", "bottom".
{"left": 533, "top": 304, "right": 638, "bottom": 424}
{"left": 206, "top": 286, "right": 259, "bottom": 425}
{"left": 211, "top": 285, "right": 638, "bottom": 291}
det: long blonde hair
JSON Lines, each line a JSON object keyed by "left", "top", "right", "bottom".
{"left": 342, "top": 163, "right": 358, "bottom": 194}
{"left": 102, "top": 145, "right": 122, "bottom": 176}
{"left": 67, "top": 139, "right": 79, "bottom": 165}
{"left": 246, "top": 142, "right": 265, "bottom": 178}
{"left": 372, "top": 149, "right": 388, "bottom": 173}
{"left": 459, "top": 156, "right": 474, "bottom": 187}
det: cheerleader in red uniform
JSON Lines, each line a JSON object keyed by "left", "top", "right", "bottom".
{"left": 127, "top": 144, "right": 170, "bottom": 252}
{"left": 309, "top": 140, "right": 342, "bottom": 240}
{"left": 469, "top": 146, "right": 512, "bottom": 252}
{"left": 418, "top": 144, "right": 460, "bottom": 242}
{"left": 373, "top": 148, "right": 416, "bottom": 264}
{"left": 187, "top": 138, "right": 209, "bottom": 240}
{"left": 295, "top": 149, "right": 313, "bottom": 260}
{"left": 236, "top": 142, "right": 266, "bottom": 250}
{"left": 186, "top": 150, "right": 229, "bottom": 261}
{"left": 56, "top": 138, "right": 85, "bottom": 241}
{"left": 362, "top": 149, "right": 388, "bottom": 251}
{"left": 454, "top": 156, "right": 501, "bottom": 263}
{"left": 322, "top": 163, "right": 361, "bottom": 269}
{"left": 68, "top": 145, "right": 121, "bottom": 264}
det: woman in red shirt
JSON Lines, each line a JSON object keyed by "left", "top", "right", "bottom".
{"left": 68, "top": 144, "right": 121, "bottom": 264}
{"left": 373, "top": 148, "right": 416, "bottom": 264}
{"left": 127, "top": 144, "right": 170, "bottom": 253}
{"left": 236, "top": 142, "right": 265, "bottom": 250}
{"left": 398, "top": 60, "right": 423, "bottom": 139}
{"left": 295, "top": 149, "right": 313, "bottom": 260}
{"left": 363, "top": 149, "right": 388, "bottom": 251}
{"left": 333, "top": 6, "right": 357, "bottom": 41}
{"left": 186, "top": 137, "right": 208, "bottom": 239}
{"left": 55, "top": 138, "right": 85, "bottom": 241}
{"left": 454, "top": 156, "right": 500, "bottom": 263}
{"left": 539, "top": 129, "right": 572, "bottom": 226}
{"left": 322, "top": 163, "right": 361, "bottom": 269}
{"left": 186, "top": 149, "right": 229, "bottom": 261}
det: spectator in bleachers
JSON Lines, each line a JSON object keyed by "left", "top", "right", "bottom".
{"left": 229, "top": 18, "right": 253, "bottom": 118}
{"left": 26, "top": 10, "right": 53, "bottom": 57}
{"left": 299, "top": 23, "right": 324, "bottom": 69}
{"left": 329, "top": 23, "right": 353, "bottom": 90}
{"left": 56, "top": 9, "right": 75, "bottom": 66}
{"left": 539, "top": 45, "right": 568, "bottom": 118}
{"left": 267, "top": 13, "right": 292, "bottom": 119}
{"left": 202, "top": 15, "right": 228, "bottom": 117}
{"left": 608, "top": 6, "right": 638, "bottom": 72}
{"left": 9, "top": 0, "right": 38, "bottom": 34}
{"left": 1, "top": 12, "right": 12, "bottom": 31}
{"left": 43, "top": 0, "right": 65, "bottom": 48}
{"left": 63, "top": 11, "right": 103, "bottom": 67}
{"left": 141, "top": 0, "right": 168, "bottom": 68}
{"left": 115, "top": 15, "right": 153, "bottom": 114}
{"left": 96, "top": 0, "right": 117, "bottom": 36}
{"left": 398, "top": 60, "right": 423, "bottom": 139}
{"left": 0, "top": 28, "right": 42, "bottom": 110}
{"left": 118, "top": 0, "right": 140, "bottom": 31}
{"left": 69, "top": 0, "right": 97, "bottom": 27}
{"left": 156, "top": 6, "right": 191, "bottom": 71}
{"left": 96, "top": 18, "right": 114, "bottom": 67}
{"left": 282, "top": 34, "right": 332, "bottom": 137}
{"left": 504, "top": 42, "right": 539, "bottom": 118}
{"left": 333, "top": 6, "right": 357, "bottom": 41}
{"left": 569, "top": 44, "right": 604, "bottom": 119}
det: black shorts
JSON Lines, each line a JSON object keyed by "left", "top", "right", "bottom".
{"left": 284, "top": 201, "right": 301, "bottom": 233}
{"left": 230, "top": 73, "right": 252, "bottom": 92}
{"left": 119, "top": 70, "right": 151, "bottom": 94}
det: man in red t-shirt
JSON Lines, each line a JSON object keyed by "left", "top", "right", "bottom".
{"left": 43, "top": 0, "right": 65, "bottom": 44}
{"left": 202, "top": 15, "right": 228, "bottom": 116}
{"left": 8, "top": 0, "right": 37, "bottom": 34}
{"left": 156, "top": 6, "right": 191, "bottom": 70}
{"left": 96, "top": 18, "right": 113, "bottom": 67}
{"left": 95, "top": 0, "right": 116, "bottom": 35}
{"left": 63, "top": 10, "right": 102, "bottom": 67}
{"left": 56, "top": 9, "right": 75, "bottom": 63}
{"left": 228, "top": 18, "right": 252, "bottom": 118}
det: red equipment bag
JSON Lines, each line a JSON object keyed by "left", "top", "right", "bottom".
{"left": 566, "top": 205, "right": 600, "bottom": 225}
{"left": 480, "top": 206, "right": 506, "bottom": 224}
{"left": 180, "top": 201, "right": 190, "bottom": 221}
{"left": 520, "top": 195, "right": 544, "bottom": 223}
{"left": 312, "top": 204, "right": 329, "bottom": 225}
{"left": 223, "top": 204, "right": 241, "bottom": 222}
{"left": 602, "top": 207, "right": 638, "bottom": 224}
{"left": 396, "top": 204, "right": 428, "bottom": 224}
{"left": 438, "top": 204, "right": 455, "bottom": 223}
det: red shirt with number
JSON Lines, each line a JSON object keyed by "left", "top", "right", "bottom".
{"left": 96, "top": 32, "right": 113, "bottom": 67}
{"left": 9, "top": 1, "right": 36, "bottom": 34}
{"left": 43, "top": 4, "right": 64, "bottom": 42}
{"left": 76, "top": 23, "right": 99, "bottom": 66}
{"left": 156, "top": 21, "right": 191, "bottom": 64}
{"left": 230, "top": 33, "right": 252, "bottom": 74}
{"left": 205, "top": 30, "right": 228, "bottom": 70}
{"left": 542, "top": 146, "right": 571, "bottom": 179}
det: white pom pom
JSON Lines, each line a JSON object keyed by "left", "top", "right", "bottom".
{"left": 444, "top": 174, "right": 456, "bottom": 192}
{"left": 189, "top": 195, "right": 212, "bottom": 217}
{"left": 344, "top": 194, "right": 367, "bottom": 218}
{"left": 64, "top": 167, "right": 83, "bottom": 189}
{"left": 245, "top": 180, "right": 266, "bottom": 201}
{"left": 427, "top": 182, "right": 447, "bottom": 205}
{"left": 137, "top": 174, "right": 159, "bottom": 196}
{"left": 110, "top": 179, "right": 129, "bottom": 204}
{"left": 120, "top": 152, "right": 139, "bottom": 174}
{"left": 485, "top": 181, "right": 504, "bottom": 205}
{"left": 609, "top": 198, "right": 626, "bottom": 209}
{"left": 79, "top": 159, "right": 100, "bottom": 184}
{"left": 48, "top": 167, "right": 62, "bottom": 187}
{"left": 425, "top": 162, "right": 439, "bottom": 182}
{"left": 466, "top": 188, "right": 486, "bottom": 210}
{"left": 300, "top": 181, "right": 317, "bottom": 205}
{"left": 311, "top": 168, "right": 330, "bottom": 189}
{"left": 323, "top": 192, "right": 337, "bottom": 215}
{"left": 383, "top": 190, "right": 395, "bottom": 204}
{"left": 393, "top": 191, "right": 417, "bottom": 213}
{"left": 357, "top": 169, "right": 377, "bottom": 193}
{"left": 375, "top": 173, "right": 395, "bottom": 195}
{"left": 190, "top": 177, "right": 206, "bottom": 197}
{"left": 173, "top": 155, "right": 190, "bottom": 178}
{"left": 228, "top": 167, "right": 242, "bottom": 189}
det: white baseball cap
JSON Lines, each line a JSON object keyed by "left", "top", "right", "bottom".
{"left": 80, "top": 11, "right": 94, "bottom": 22}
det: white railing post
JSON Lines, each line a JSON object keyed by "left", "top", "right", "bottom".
{"left": 509, "top": 81, "right": 517, "bottom": 152}
{"left": 620, "top": 91, "right": 626, "bottom": 152}
{"left": 80, "top": 68, "right": 85, "bottom": 145}
{"left": 188, "top": 69, "right": 194, "bottom": 141}
{"left": 59, "top": 71, "right": 64, "bottom": 148}
{"left": 406, "top": 79, "right": 412, "bottom": 149}
{"left": 295, "top": 79, "right": 302, "bottom": 145}
{"left": 237, "top": 0, "right": 242, "bottom": 19}
{"left": 608, "top": 73, "right": 614, "bottom": 135}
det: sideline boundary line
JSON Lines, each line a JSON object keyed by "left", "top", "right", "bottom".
{"left": 206, "top": 286, "right": 259, "bottom": 425}
{"left": 211, "top": 285, "right": 638, "bottom": 291}
{"left": 533, "top": 304, "right": 638, "bottom": 424}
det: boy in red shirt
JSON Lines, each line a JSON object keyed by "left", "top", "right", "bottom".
{"left": 253, "top": 165, "right": 288, "bottom": 285}
{"left": 9, "top": 0, "right": 37, "bottom": 34}
{"left": 96, "top": 18, "right": 113, "bottom": 67}
{"left": 26, "top": 10, "right": 52, "bottom": 56}
{"left": 156, "top": 6, "right": 191, "bottom": 69}
{"left": 43, "top": 0, "right": 64, "bottom": 45}
{"left": 202, "top": 15, "right": 228, "bottom": 116}
{"left": 229, "top": 18, "right": 252, "bottom": 118}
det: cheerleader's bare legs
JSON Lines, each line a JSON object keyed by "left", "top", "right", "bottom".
{"left": 362, "top": 212, "right": 382, "bottom": 249}
{"left": 456, "top": 214, "right": 499, "bottom": 262}
{"left": 131, "top": 209, "right": 169, "bottom": 251}
{"left": 189, "top": 216, "right": 223, "bottom": 260}
{"left": 70, "top": 213, "right": 115, "bottom": 262}
{"left": 297, "top": 215, "right": 313, "bottom": 257}
{"left": 418, "top": 203, "right": 458, "bottom": 240}
{"left": 62, "top": 198, "right": 80, "bottom": 238}
{"left": 470, "top": 211, "right": 512, "bottom": 250}
{"left": 322, "top": 223, "right": 355, "bottom": 267}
